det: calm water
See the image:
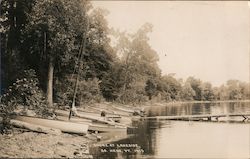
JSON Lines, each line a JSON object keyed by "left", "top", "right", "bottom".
{"left": 90, "top": 101, "right": 250, "bottom": 159}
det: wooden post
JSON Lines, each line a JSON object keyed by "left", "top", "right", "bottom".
{"left": 69, "top": 18, "right": 89, "bottom": 120}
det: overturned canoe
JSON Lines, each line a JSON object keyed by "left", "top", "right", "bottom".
{"left": 57, "top": 116, "right": 127, "bottom": 132}
{"left": 89, "top": 124, "right": 127, "bottom": 133}
{"left": 111, "top": 106, "right": 135, "bottom": 113}
{"left": 55, "top": 109, "right": 121, "bottom": 126}
{"left": 56, "top": 115, "right": 127, "bottom": 133}
{"left": 14, "top": 116, "right": 89, "bottom": 134}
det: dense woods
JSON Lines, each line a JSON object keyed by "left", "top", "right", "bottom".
{"left": 1, "top": 0, "right": 249, "bottom": 113}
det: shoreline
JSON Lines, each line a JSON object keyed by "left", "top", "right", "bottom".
{"left": 141, "top": 99, "right": 250, "bottom": 108}
{"left": 0, "top": 102, "right": 135, "bottom": 158}
{"left": 1, "top": 100, "right": 249, "bottom": 158}
{"left": 0, "top": 128, "right": 93, "bottom": 158}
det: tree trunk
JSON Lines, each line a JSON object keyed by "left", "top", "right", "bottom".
{"left": 47, "top": 57, "right": 54, "bottom": 107}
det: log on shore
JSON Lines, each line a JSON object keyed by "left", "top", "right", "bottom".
{"left": 10, "top": 119, "right": 62, "bottom": 135}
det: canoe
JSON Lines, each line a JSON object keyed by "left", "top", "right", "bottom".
{"left": 111, "top": 106, "right": 145, "bottom": 116}
{"left": 76, "top": 110, "right": 122, "bottom": 122}
{"left": 55, "top": 110, "right": 122, "bottom": 126}
{"left": 111, "top": 105, "right": 135, "bottom": 113}
{"left": 14, "top": 115, "right": 88, "bottom": 134}
{"left": 56, "top": 115, "right": 92, "bottom": 123}
{"left": 55, "top": 110, "right": 108, "bottom": 123}
{"left": 89, "top": 124, "right": 127, "bottom": 132}
{"left": 56, "top": 115, "right": 127, "bottom": 133}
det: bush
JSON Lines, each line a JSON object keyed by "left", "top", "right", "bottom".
{"left": 78, "top": 78, "right": 104, "bottom": 105}
{"left": 0, "top": 69, "right": 49, "bottom": 116}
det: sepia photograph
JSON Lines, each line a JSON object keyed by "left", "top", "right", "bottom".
{"left": 0, "top": 0, "right": 249, "bottom": 158}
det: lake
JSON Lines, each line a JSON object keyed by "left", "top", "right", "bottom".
{"left": 90, "top": 101, "right": 250, "bottom": 159}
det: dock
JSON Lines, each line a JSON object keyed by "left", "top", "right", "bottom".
{"left": 144, "top": 113, "right": 250, "bottom": 121}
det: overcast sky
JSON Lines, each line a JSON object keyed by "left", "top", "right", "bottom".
{"left": 92, "top": 1, "right": 249, "bottom": 86}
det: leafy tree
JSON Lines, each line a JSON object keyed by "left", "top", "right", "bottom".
{"left": 202, "top": 82, "right": 214, "bottom": 101}
{"left": 186, "top": 77, "right": 203, "bottom": 100}
{"left": 239, "top": 82, "right": 250, "bottom": 100}
{"left": 212, "top": 87, "right": 220, "bottom": 100}
{"left": 1, "top": 0, "right": 35, "bottom": 91}
{"left": 109, "top": 23, "right": 160, "bottom": 103}
{"left": 1, "top": 69, "right": 48, "bottom": 116}
{"left": 226, "top": 80, "right": 242, "bottom": 100}
{"left": 145, "top": 79, "right": 157, "bottom": 100}
{"left": 100, "top": 61, "right": 123, "bottom": 101}
{"left": 180, "top": 82, "right": 195, "bottom": 100}
{"left": 157, "top": 74, "right": 182, "bottom": 101}
{"left": 84, "top": 8, "right": 115, "bottom": 80}
{"left": 23, "top": 0, "right": 91, "bottom": 107}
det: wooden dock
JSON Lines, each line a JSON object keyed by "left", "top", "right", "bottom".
{"left": 144, "top": 113, "right": 250, "bottom": 121}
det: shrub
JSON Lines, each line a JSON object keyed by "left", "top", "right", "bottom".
{"left": 0, "top": 69, "right": 49, "bottom": 116}
{"left": 78, "top": 78, "right": 104, "bottom": 105}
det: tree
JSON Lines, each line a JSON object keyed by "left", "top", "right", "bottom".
{"left": 186, "top": 77, "right": 203, "bottom": 100}
{"left": 84, "top": 8, "right": 115, "bottom": 80}
{"left": 23, "top": 0, "right": 92, "bottom": 107}
{"left": 157, "top": 74, "right": 182, "bottom": 101}
{"left": 109, "top": 23, "right": 160, "bottom": 103}
{"left": 1, "top": 0, "right": 35, "bottom": 92}
{"left": 226, "top": 80, "right": 242, "bottom": 100}
{"left": 180, "top": 82, "right": 195, "bottom": 100}
{"left": 145, "top": 79, "right": 157, "bottom": 100}
{"left": 202, "top": 82, "right": 214, "bottom": 101}
{"left": 239, "top": 82, "right": 250, "bottom": 100}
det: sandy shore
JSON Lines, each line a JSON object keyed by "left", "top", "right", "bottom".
{"left": 0, "top": 128, "right": 93, "bottom": 158}
{"left": 0, "top": 101, "right": 150, "bottom": 158}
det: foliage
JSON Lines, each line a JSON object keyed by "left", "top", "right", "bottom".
{"left": 100, "top": 62, "right": 123, "bottom": 101}
{"left": 105, "top": 23, "right": 160, "bottom": 103}
{"left": 1, "top": 0, "right": 35, "bottom": 91}
{"left": 156, "top": 75, "right": 182, "bottom": 101}
{"left": 186, "top": 77, "right": 204, "bottom": 100}
{"left": 145, "top": 79, "right": 157, "bottom": 100}
{"left": 117, "top": 81, "right": 148, "bottom": 104}
{"left": 55, "top": 77, "right": 104, "bottom": 106}
{"left": 202, "top": 82, "right": 214, "bottom": 101}
{"left": 78, "top": 78, "right": 104, "bottom": 104}
{"left": 180, "top": 83, "right": 195, "bottom": 100}
{"left": 1, "top": 0, "right": 250, "bottom": 111}
{"left": 0, "top": 69, "right": 48, "bottom": 115}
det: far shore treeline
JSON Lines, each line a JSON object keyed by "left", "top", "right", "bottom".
{"left": 1, "top": 0, "right": 249, "bottom": 113}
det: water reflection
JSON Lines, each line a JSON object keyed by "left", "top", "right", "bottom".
{"left": 148, "top": 101, "right": 250, "bottom": 117}
{"left": 155, "top": 121, "right": 250, "bottom": 158}
{"left": 91, "top": 102, "right": 250, "bottom": 158}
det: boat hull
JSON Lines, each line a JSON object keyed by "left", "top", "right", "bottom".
{"left": 56, "top": 115, "right": 127, "bottom": 133}
{"left": 15, "top": 116, "right": 88, "bottom": 134}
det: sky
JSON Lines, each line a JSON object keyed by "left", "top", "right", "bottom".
{"left": 92, "top": 1, "right": 249, "bottom": 86}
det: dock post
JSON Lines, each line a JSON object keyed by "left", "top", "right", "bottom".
{"left": 242, "top": 116, "right": 248, "bottom": 122}
{"left": 207, "top": 117, "right": 212, "bottom": 121}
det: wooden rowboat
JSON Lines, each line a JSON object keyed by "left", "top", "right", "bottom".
{"left": 56, "top": 115, "right": 127, "bottom": 133}
{"left": 55, "top": 110, "right": 125, "bottom": 126}
{"left": 14, "top": 116, "right": 89, "bottom": 134}
{"left": 111, "top": 105, "right": 135, "bottom": 113}
{"left": 89, "top": 124, "right": 127, "bottom": 133}
{"left": 76, "top": 110, "right": 122, "bottom": 122}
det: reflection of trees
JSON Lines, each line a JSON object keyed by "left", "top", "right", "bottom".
{"left": 204, "top": 103, "right": 211, "bottom": 114}
{"left": 192, "top": 103, "right": 202, "bottom": 115}
{"left": 91, "top": 119, "right": 157, "bottom": 159}
{"left": 131, "top": 119, "right": 156, "bottom": 156}
{"left": 91, "top": 102, "right": 250, "bottom": 158}
{"left": 227, "top": 102, "right": 236, "bottom": 114}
